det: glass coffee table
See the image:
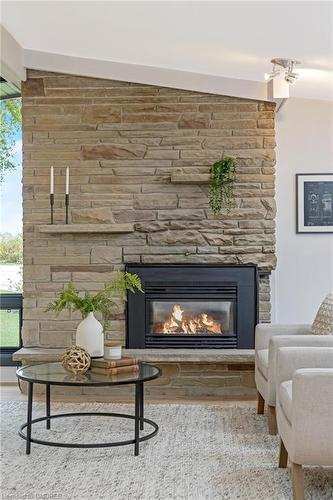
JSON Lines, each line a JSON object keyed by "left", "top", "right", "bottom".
{"left": 16, "top": 362, "right": 161, "bottom": 456}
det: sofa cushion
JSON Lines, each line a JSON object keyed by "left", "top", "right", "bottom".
{"left": 279, "top": 380, "right": 293, "bottom": 424}
{"left": 312, "top": 293, "right": 333, "bottom": 335}
{"left": 257, "top": 349, "right": 269, "bottom": 380}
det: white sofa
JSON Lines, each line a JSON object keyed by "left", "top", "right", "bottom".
{"left": 276, "top": 346, "right": 333, "bottom": 500}
{"left": 255, "top": 323, "right": 333, "bottom": 434}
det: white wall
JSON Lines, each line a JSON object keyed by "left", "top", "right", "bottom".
{"left": 272, "top": 98, "right": 333, "bottom": 324}
{"left": 0, "top": 367, "right": 17, "bottom": 384}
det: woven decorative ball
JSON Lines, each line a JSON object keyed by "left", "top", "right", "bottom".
{"left": 61, "top": 346, "right": 91, "bottom": 374}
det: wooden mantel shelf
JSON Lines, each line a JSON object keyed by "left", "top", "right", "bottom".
{"left": 170, "top": 173, "right": 209, "bottom": 184}
{"left": 38, "top": 223, "right": 134, "bottom": 234}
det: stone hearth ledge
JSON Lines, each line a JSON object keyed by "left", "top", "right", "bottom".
{"left": 13, "top": 348, "right": 254, "bottom": 364}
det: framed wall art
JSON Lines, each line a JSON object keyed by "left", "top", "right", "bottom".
{"left": 296, "top": 173, "right": 333, "bottom": 233}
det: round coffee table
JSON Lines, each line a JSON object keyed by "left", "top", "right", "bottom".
{"left": 16, "top": 361, "right": 161, "bottom": 456}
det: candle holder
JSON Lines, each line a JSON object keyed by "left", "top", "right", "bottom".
{"left": 50, "top": 194, "right": 54, "bottom": 224}
{"left": 65, "top": 194, "right": 69, "bottom": 224}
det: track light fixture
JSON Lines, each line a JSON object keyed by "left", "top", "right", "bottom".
{"left": 265, "top": 58, "right": 301, "bottom": 85}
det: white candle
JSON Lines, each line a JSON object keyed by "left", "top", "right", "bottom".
{"left": 50, "top": 166, "right": 54, "bottom": 194}
{"left": 65, "top": 167, "right": 69, "bottom": 195}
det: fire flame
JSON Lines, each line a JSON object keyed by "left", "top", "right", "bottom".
{"left": 160, "top": 304, "right": 221, "bottom": 335}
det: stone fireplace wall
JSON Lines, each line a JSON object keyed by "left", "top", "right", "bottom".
{"left": 22, "top": 70, "right": 276, "bottom": 348}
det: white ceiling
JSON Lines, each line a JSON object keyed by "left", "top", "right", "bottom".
{"left": 2, "top": 0, "right": 333, "bottom": 100}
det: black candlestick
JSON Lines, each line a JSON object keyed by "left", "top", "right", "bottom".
{"left": 50, "top": 193, "right": 54, "bottom": 224}
{"left": 65, "top": 194, "right": 69, "bottom": 224}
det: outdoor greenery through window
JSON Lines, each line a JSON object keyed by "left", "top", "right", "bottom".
{"left": 0, "top": 96, "right": 23, "bottom": 350}
{"left": 1, "top": 301, "right": 21, "bottom": 348}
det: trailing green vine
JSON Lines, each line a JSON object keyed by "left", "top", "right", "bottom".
{"left": 209, "top": 157, "right": 236, "bottom": 216}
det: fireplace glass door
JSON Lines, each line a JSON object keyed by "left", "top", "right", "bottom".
{"left": 148, "top": 300, "right": 235, "bottom": 336}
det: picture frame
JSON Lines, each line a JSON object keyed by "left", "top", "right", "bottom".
{"left": 296, "top": 173, "right": 333, "bottom": 233}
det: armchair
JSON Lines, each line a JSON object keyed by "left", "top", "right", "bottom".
{"left": 276, "top": 346, "right": 333, "bottom": 500}
{"left": 255, "top": 323, "right": 333, "bottom": 434}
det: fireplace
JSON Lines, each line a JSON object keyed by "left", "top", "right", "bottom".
{"left": 126, "top": 264, "right": 258, "bottom": 349}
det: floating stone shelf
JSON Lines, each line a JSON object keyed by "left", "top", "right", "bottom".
{"left": 38, "top": 223, "right": 134, "bottom": 234}
{"left": 170, "top": 173, "right": 210, "bottom": 184}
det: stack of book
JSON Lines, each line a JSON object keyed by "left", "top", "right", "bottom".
{"left": 90, "top": 357, "right": 139, "bottom": 376}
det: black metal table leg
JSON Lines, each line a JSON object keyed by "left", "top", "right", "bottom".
{"left": 26, "top": 382, "right": 33, "bottom": 455}
{"left": 139, "top": 382, "right": 144, "bottom": 431}
{"left": 134, "top": 382, "right": 140, "bottom": 456}
{"left": 46, "top": 384, "right": 51, "bottom": 429}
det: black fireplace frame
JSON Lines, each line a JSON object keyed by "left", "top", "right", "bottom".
{"left": 125, "top": 264, "right": 259, "bottom": 349}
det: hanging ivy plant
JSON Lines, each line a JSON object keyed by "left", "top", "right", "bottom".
{"left": 209, "top": 157, "right": 236, "bottom": 216}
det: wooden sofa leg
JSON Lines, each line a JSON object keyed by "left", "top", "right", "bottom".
{"left": 278, "top": 439, "right": 288, "bottom": 468}
{"left": 257, "top": 392, "right": 265, "bottom": 414}
{"left": 268, "top": 405, "right": 278, "bottom": 435}
{"left": 292, "top": 463, "right": 304, "bottom": 500}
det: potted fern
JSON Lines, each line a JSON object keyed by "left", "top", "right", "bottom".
{"left": 46, "top": 271, "right": 142, "bottom": 357}
{"left": 209, "top": 157, "right": 236, "bottom": 216}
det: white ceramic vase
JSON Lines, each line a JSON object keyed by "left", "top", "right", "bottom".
{"left": 76, "top": 312, "right": 104, "bottom": 357}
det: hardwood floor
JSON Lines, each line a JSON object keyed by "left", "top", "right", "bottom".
{"left": 1, "top": 384, "right": 256, "bottom": 406}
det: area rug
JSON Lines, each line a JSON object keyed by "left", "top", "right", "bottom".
{"left": 1, "top": 401, "right": 332, "bottom": 500}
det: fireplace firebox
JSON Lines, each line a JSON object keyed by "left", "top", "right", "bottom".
{"left": 126, "top": 264, "right": 258, "bottom": 349}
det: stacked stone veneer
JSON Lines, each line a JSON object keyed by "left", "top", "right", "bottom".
{"left": 22, "top": 70, "right": 276, "bottom": 348}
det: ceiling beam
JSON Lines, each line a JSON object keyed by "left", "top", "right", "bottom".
{"left": 24, "top": 49, "right": 271, "bottom": 102}
{"left": 0, "top": 25, "right": 26, "bottom": 86}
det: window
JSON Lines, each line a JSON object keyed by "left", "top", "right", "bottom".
{"left": 0, "top": 294, "right": 22, "bottom": 365}
{"left": 0, "top": 83, "right": 22, "bottom": 365}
